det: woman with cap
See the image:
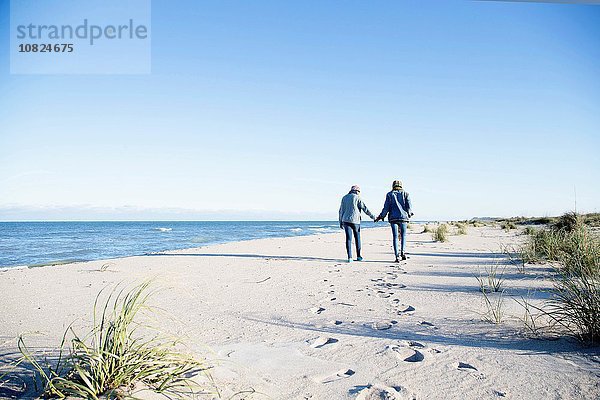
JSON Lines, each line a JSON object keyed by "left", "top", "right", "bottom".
{"left": 339, "top": 185, "right": 376, "bottom": 263}
{"left": 375, "top": 180, "right": 413, "bottom": 262}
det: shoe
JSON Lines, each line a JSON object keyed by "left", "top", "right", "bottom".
{"left": 401, "top": 253, "right": 407, "bottom": 261}
{"left": 357, "top": 256, "right": 363, "bottom": 261}
{"left": 394, "top": 257, "right": 400, "bottom": 263}
{"left": 347, "top": 258, "right": 353, "bottom": 263}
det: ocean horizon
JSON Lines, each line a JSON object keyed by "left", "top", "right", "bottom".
{"left": 0, "top": 220, "right": 392, "bottom": 269}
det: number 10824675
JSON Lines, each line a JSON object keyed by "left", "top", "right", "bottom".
{"left": 18, "top": 43, "right": 74, "bottom": 52}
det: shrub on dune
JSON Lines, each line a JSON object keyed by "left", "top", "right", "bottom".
{"left": 552, "top": 211, "right": 583, "bottom": 232}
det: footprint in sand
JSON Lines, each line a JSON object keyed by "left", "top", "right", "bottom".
{"left": 396, "top": 304, "right": 416, "bottom": 314}
{"left": 310, "top": 307, "right": 325, "bottom": 314}
{"left": 355, "top": 384, "right": 415, "bottom": 400}
{"left": 373, "top": 281, "right": 406, "bottom": 291}
{"left": 458, "top": 362, "right": 486, "bottom": 380}
{"left": 310, "top": 336, "right": 338, "bottom": 348}
{"left": 419, "top": 321, "right": 436, "bottom": 328}
{"left": 371, "top": 321, "right": 393, "bottom": 330}
{"left": 457, "top": 362, "right": 478, "bottom": 371}
{"left": 391, "top": 343, "right": 425, "bottom": 363}
{"left": 317, "top": 368, "right": 355, "bottom": 384}
{"left": 401, "top": 340, "right": 425, "bottom": 348}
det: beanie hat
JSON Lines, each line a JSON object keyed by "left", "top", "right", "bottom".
{"left": 350, "top": 185, "right": 361, "bottom": 192}
{"left": 392, "top": 180, "right": 403, "bottom": 190}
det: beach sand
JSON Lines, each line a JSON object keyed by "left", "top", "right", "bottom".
{"left": 1, "top": 225, "right": 599, "bottom": 399}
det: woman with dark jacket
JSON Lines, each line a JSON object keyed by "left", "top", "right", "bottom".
{"left": 375, "top": 180, "right": 413, "bottom": 262}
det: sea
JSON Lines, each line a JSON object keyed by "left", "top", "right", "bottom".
{"left": 0, "top": 221, "right": 378, "bottom": 269}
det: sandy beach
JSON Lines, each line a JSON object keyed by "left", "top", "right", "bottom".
{"left": 1, "top": 224, "right": 599, "bottom": 399}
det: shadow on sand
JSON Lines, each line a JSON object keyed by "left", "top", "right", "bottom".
{"left": 147, "top": 252, "right": 386, "bottom": 264}
{"left": 239, "top": 315, "right": 599, "bottom": 357}
{"left": 147, "top": 250, "right": 518, "bottom": 265}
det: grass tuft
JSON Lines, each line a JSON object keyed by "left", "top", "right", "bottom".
{"left": 500, "top": 221, "right": 517, "bottom": 232}
{"left": 546, "top": 271, "right": 600, "bottom": 344}
{"left": 432, "top": 224, "right": 449, "bottom": 242}
{"left": 480, "top": 290, "right": 505, "bottom": 324}
{"left": 476, "top": 264, "right": 505, "bottom": 293}
{"left": 18, "top": 281, "right": 209, "bottom": 399}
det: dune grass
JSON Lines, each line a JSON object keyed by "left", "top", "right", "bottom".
{"left": 422, "top": 224, "right": 433, "bottom": 233}
{"left": 481, "top": 290, "right": 505, "bottom": 324}
{"left": 546, "top": 271, "right": 600, "bottom": 345}
{"left": 476, "top": 264, "right": 505, "bottom": 293}
{"left": 17, "top": 281, "right": 209, "bottom": 399}
{"left": 500, "top": 221, "right": 517, "bottom": 232}
{"left": 520, "top": 212, "right": 600, "bottom": 345}
{"left": 432, "top": 224, "right": 449, "bottom": 242}
{"left": 456, "top": 223, "right": 468, "bottom": 235}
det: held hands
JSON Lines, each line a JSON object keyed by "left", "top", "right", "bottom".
{"left": 374, "top": 216, "right": 383, "bottom": 223}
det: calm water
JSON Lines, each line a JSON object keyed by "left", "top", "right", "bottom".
{"left": 0, "top": 221, "right": 377, "bottom": 269}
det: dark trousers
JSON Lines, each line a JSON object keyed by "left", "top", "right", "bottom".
{"left": 342, "top": 222, "right": 361, "bottom": 259}
{"left": 390, "top": 221, "right": 407, "bottom": 257}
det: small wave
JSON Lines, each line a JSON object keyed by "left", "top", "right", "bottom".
{"left": 155, "top": 227, "right": 172, "bottom": 232}
{"left": 290, "top": 228, "right": 303, "bottom": 232}
{"left": 190, "top": 236, "right": 211, "bottom": 243}
{"left": 309, "top": 227, "right": 335, "bottom": 232}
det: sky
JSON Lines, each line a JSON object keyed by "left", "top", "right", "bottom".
{"left": 0, "top": 0, "right": 599, "bottom": 221}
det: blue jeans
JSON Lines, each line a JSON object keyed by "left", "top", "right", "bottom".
{"left": 390, "top": 221, "right": 407, "bottom": 257}
{"left": 342, "top": 222, "right": 361, "bottom": 259}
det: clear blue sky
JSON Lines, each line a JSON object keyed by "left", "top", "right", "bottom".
{"left": 0, "top": 1, "right": 599, "bottom": 220}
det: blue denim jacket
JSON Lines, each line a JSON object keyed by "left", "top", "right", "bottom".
{"left": 379, "top": 190, "right": 412, "bottom": 222}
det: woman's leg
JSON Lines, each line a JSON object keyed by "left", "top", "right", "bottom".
{"left": 352, "top": 223, "right": 362, "bottom": 259}
{"left": 343, "top": 223, "right": 353, "bottom": 259}
{"left": 391, "top": 222, "right": 399, "bottom": 258}
{"left": 399, "top": 222, "right": 407, "bottom": 256}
